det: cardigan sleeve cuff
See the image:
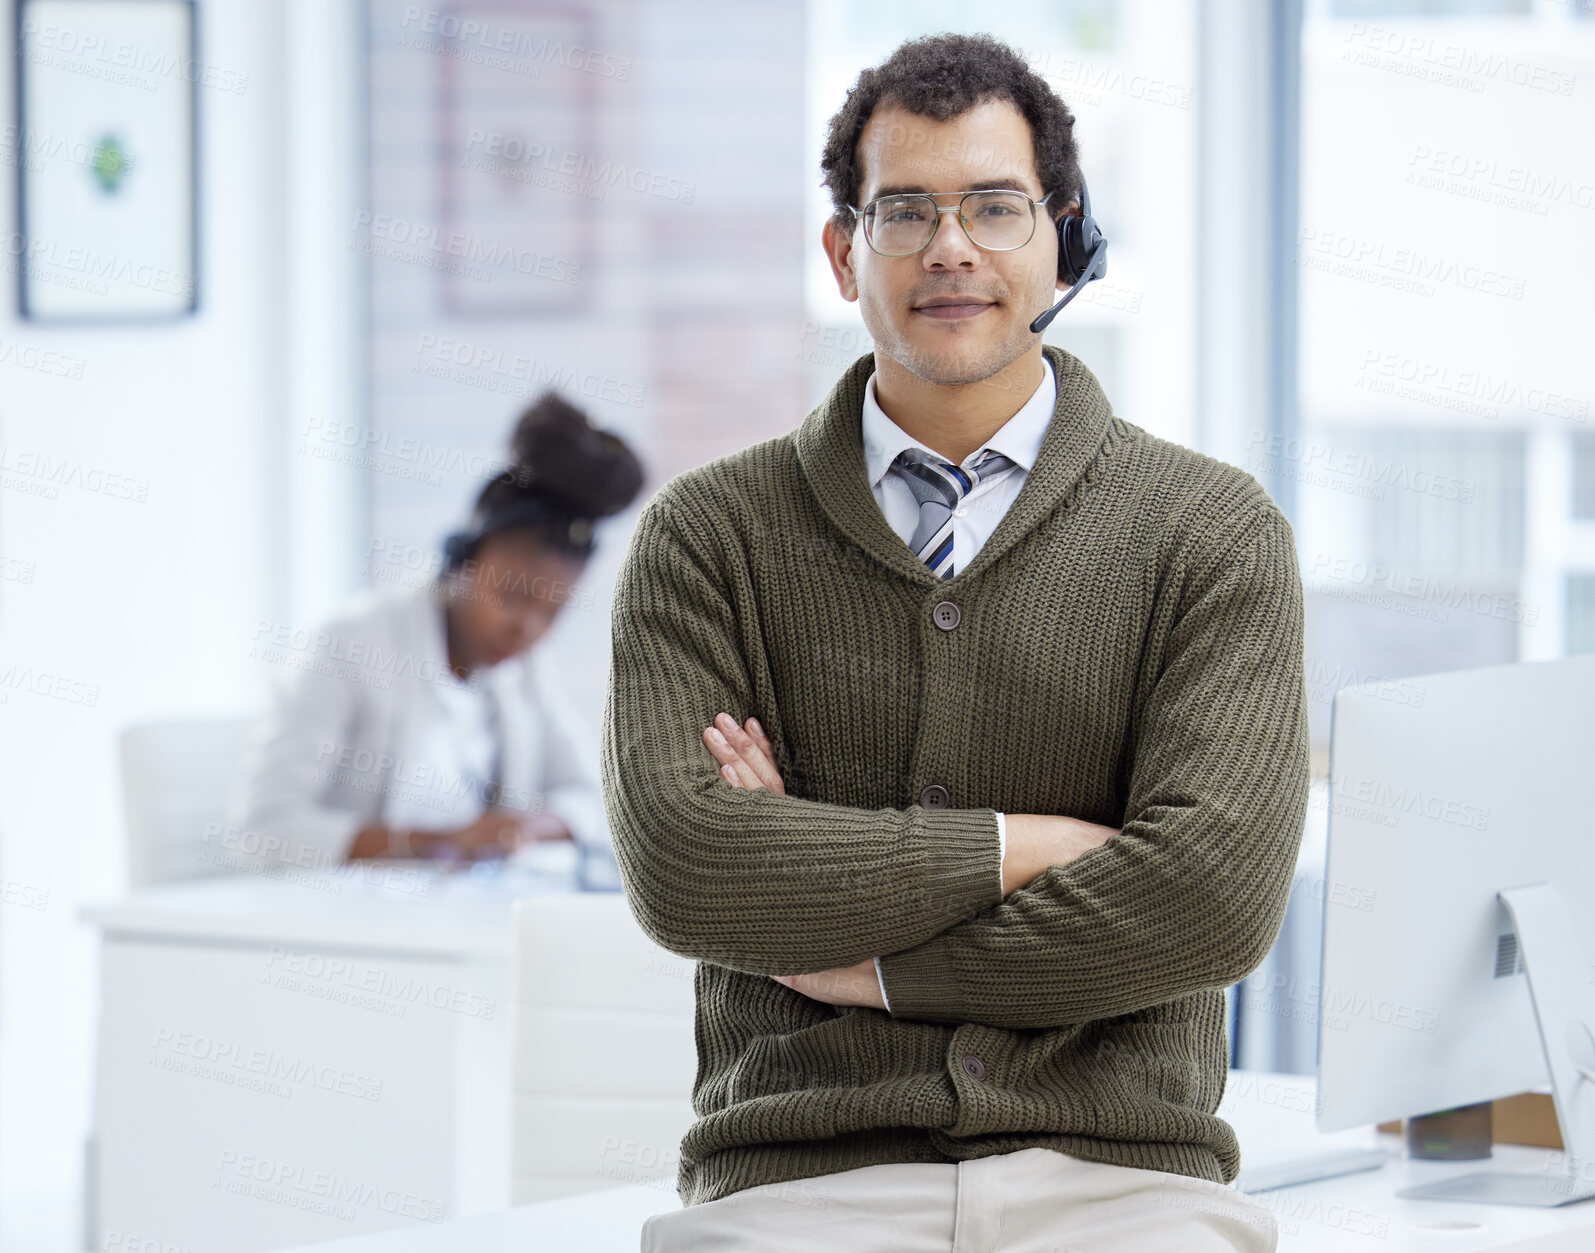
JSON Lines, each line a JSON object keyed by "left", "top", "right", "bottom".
{"left": 878, "top": 810, "right": 1004, "bottom": 1021}
{"left": 874, "top": 930, "right": 965, "bottom": 1024}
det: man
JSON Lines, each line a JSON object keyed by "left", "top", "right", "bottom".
{"left": 602, "top": 32, "right": 1307, "bottom": 1252}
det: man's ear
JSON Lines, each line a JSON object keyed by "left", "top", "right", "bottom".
{"left": 821, "top": 217, "right": 860, "bottom": 303}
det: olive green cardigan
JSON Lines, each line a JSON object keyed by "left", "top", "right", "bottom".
{"left": 601, "top": 344, "right": 1310, "bottom": 1206}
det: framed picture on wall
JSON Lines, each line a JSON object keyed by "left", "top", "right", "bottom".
{"left": 435, "top": 2, "right": 598, "bottom": 318}
{"left": 13, "top": 0, "right": 200, "bottom": 320}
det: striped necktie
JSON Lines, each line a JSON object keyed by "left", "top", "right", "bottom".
{"left": 893, "top": 446, "right": 1018, "bottom": 579}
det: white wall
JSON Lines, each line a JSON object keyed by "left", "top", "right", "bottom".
{"left": 0, "top": 1, "right": 317, "bottom": 1241}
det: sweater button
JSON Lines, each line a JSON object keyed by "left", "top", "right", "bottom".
{"left": 932, "top": 601, "right": 961, "bottom": 630}
{"left": 960, "top": 1054, "right": 986, "bottom": 1081}
{"left": 920, "top": 784, "right": 949, "bottom": 810}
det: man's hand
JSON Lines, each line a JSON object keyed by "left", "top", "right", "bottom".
{"left": 703, "top": 713, "right": 884, "bottom": 1011}
{"left": 702, "top": 712, "right": 785, "bottom": 794}
{"left": 773, "top": 958, "right": 887, "bottom": 1010}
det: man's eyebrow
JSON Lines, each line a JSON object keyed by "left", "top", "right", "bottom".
{"left": 866, "top": 176, "right": 1036, "bottom": 199}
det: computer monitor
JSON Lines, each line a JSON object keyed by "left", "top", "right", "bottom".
{"left": 1316, "top": 653, "right": 1595, "bottom": 1206}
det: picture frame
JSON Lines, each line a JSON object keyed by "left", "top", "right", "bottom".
{"left": 434, "top": 1, "right": 597, "bottom": 318}
{"left": 13, "top": 0, "right": 200, "bottom": 321}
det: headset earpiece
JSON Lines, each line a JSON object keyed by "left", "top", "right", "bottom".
{"left": 442, "top": 531, "right": 477, "bottom": 571}
{"left": 1056, "top": 178, "right": 1105, "bottom": 285}
{"left": 1030, "top": 175, "right": 1108, "bottom": 335}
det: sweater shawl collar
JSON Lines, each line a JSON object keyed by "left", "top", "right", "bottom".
{"left": 793, "top": 343, "right": 1114, "bottom": 585}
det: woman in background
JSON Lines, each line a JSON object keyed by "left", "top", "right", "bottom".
{"left": 229, "top": 392, "right": 643, "bottom": 883}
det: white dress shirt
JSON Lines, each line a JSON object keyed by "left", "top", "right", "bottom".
{"left": 229, "top": 583, "right": 619, "bottom": 887}
{"left": 381, "top": 594, "right": 503, "bottom": 833}
{"left": 860, "top": 355, "right": 1057, "bottom": 1010}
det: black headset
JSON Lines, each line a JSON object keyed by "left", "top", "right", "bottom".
{"left": 442, "top": 497, "right": 595, "bottom": 572}
{"left": 1029, "top": 176, "right": 1107, "bottom": 335}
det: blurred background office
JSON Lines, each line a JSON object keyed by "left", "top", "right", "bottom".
{"left": 225, "top": 392, "right": 643, "bottom": 883}
{"left": 1, "top": 0, "right": 1592, "bottom": 1248}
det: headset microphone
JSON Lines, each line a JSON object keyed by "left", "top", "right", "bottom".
{"left": 1029, "top": 176, "right": 1107, "bottom": 336}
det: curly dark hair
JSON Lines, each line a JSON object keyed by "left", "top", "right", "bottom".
{"left": 820, "top": 33, "right": 1080, "bottom": 235}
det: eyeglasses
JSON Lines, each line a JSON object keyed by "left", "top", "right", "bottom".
{"left": 848, "top": 188, "right": 1057, "bottom": 257}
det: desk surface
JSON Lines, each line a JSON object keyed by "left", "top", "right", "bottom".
{"left": 276, "top": 1072, "right": 1595, "bottom": 1253}
{"left": 80, "top": 859, "right": 588, "bottom": 959}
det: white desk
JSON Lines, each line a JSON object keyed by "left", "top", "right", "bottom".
{"left": 274, "top": 1072, "right": 1595, "bottom": 1253}
{"left": 82, "top": 860, "right": 582, "bottom": 1253}
{"left": 1214, "top": 1073, "right": 1595, "bottom": 1250}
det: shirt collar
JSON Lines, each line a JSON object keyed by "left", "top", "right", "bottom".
{"left": 794, "top": 344, "right": 1112, "bottom": 587}
{"left": 860, "top": 355, "right": 1057, "bottom": 490}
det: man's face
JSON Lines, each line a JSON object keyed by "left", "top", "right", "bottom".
{"left": 824, "top": 98, "right": 1068, "bottom": 387}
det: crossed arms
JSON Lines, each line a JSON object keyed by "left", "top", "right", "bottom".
{"left": 701, "top": 712, "right": 1120, "bottom": 1012}
{"left": 599, "top": 496, "right": 1311, "bottom": 1031}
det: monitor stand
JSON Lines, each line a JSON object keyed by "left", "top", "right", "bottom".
{"left": 1396, "top": 883, "right": 1595, "bottom": 1207}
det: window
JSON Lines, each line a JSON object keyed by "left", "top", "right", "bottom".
{"left": 1294, "top": 0, "right": 1595, "bottom": 737}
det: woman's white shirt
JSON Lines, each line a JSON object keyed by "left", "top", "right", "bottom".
{"left": 227, "top": 582, "right": 613, "bottom": 878}
{"left": 381, "top": 592, "right": 502, "bottom": 833}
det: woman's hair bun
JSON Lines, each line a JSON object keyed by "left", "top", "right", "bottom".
{"left": 508, "top": 391, "right": 644, "bottom": 519}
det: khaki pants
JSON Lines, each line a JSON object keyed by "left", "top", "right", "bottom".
{"left": 642, "top": 1147, "right": 1277, "bottom": 1252}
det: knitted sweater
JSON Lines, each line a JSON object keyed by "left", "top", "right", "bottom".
{"left": 600, "top": 344, "right": 1310, "bottom": 1207}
